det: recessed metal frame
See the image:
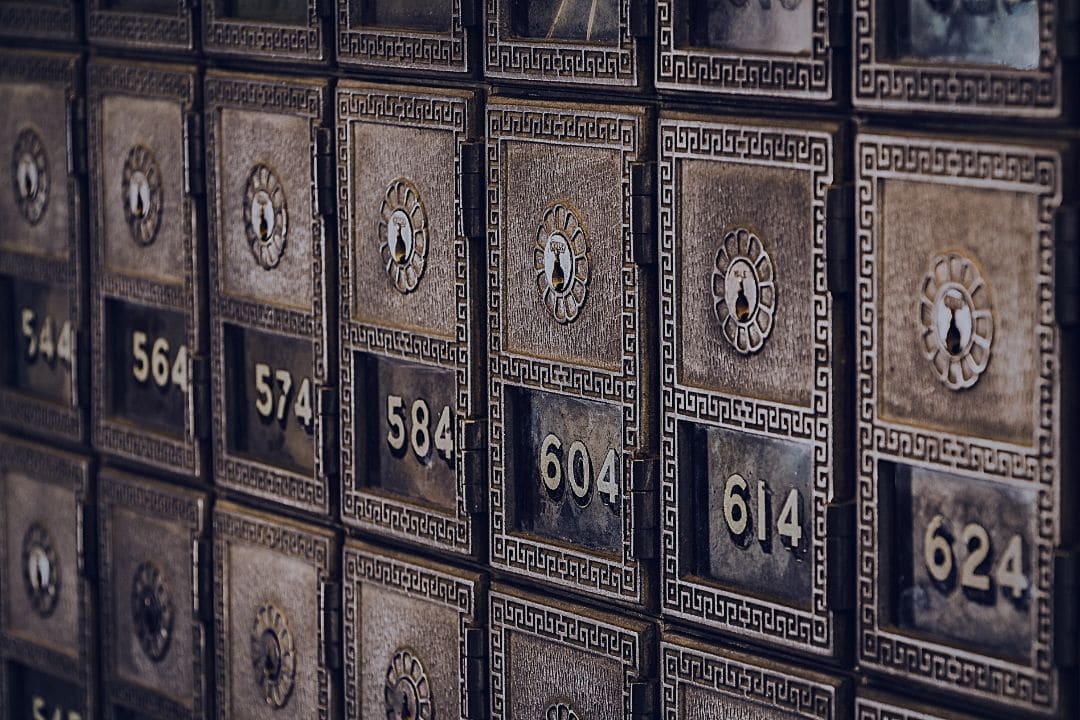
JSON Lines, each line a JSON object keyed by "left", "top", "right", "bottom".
{"left": 203, "top": 0, "right": 327, "bottom": 64}
{"left": 89, "top": 60, "right": 206, "bottom": 481}
{"left": 856, "top": 131, "right": 1070, "bottom": 716}
{"left": 87, "top": 0, "right": 196, "bottom": 53}
{"left": 337, "top": 82, "right": 484, "bottom": 557}
{"left": 336, "top": 0, "right": 474, "bottom": 75}
{"left": 0, "top": 51, "right": 87, "bottom": 446}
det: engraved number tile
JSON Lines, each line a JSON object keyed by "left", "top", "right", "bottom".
{"left": 0, "top": 0, "right": 78, "bottom": 41}
{"left": 336, "top": 0, "right": 474, "bottom": 74}
{"left": 489, "top": 586, "right": 656, "bottom": 720}
{"left": 89, "top": 60, "right": 208, "bottom": 481}
{"left": 485, "top": 0, "right": 644, "bottom": 87}
{"left": 487, "top": 99, "right": 657, "bottom": 607}
{"left": 203, "top": 0, "right": 328, "bottom": 64}
{"left": 659, "top": 115, "right": 852, "bottom": 660}
{"left": 0, "top": 435, "right": 93, "bottom": 720}
{"left": 206, "top": 72, "right": 335, "bottom": 517}
{"left": 97, "top": 469, "right": 209, "bottom": 720}
{"left": 213, "top": 501, "right": 339, "bottom": 720}
{"left": 338, "top": 82, "right": 485, "bottom": 557}
{"left": 87, "top": 0, "right": 197, "bottom": 53}
{"left": 856, "top": 132, "right": 1076, "bottom": 717}
{"left": 343, "top": 541, "right": 486, "bottom": 720}
{"left": 656, "top": 0, "right": 841, "bottom": 102}
{"left": 852, "top": 0, "right": 1076, "bottom": 117}
{"left": 662, "top": 634, "right": 851, "bottom": 720}
{"left": 0, "top": 51, "right": 87, "bottom": 445}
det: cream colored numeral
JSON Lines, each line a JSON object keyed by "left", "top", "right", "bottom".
{"left": 131, "top": 330, "right": 187, "bottom": 392}
{"left": 410, "top": 398, "right": 430, "bottom": 458}
{"left": 385, "top": 393, "right": 453, "bottom": 464}
{"left": 923, "top": 515, "right": 1028, "bottom": 605}
{"left": 21, "top": 308, "right": 37, "bottom": 359}
{"left": 538, "top": 432, "right": 618, "bottom": 510}
{"left": 253, "top": 363, "right": 309, "bottom": 429}
{"left": 721, "top": 475, "right": 803, "bottom": 553}
{"left": 387, "top": 394, "right": 406, "bottom": 450}
{"left": 294, "top": 377, "right": 313, "bottom": 429}
{"left": 254, "top": 362, "right": 273, "bottom": 417}
{"left": 539, "top": 433, "right": 562, "bottom": 491}
{"left": 274, "top": 369, "right": 292, "bottom": 421}
{"left": 132, "top": 331, "right": 150, "bottom": 383}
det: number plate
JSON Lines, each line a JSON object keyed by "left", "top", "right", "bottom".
{"left": 97, "top": 469, "right": 208, "bottom": 719}
{"left": 343, "top": 541, "right": 485, "bottom": 720}
{"left": 337, "top": 0, "right": 472, "bottom": 74}
{"left": 656, "top": 0, "right": 839, "bottom": 101}
{"left": 87, "top": 0, "right": 196, "bottom": 52}
{"left": 213, "top": 502, "right": 338, "bottom": 720}
{"left": 207, "top": 72, "right": 334, "bottom": 516}
{"left": 856, "top": 132, "right": 1073, "bottom": 715}
{"left": 489, "top": 586, "right": 654, "bottom": 720}
{"left": 853, "top": 0, "right": 1067, "bottom": 117}
{"left": 485, "top": 0, "right": 643, "bottom": 87}
{"left": 0, "top": 1, "right": 78, "bottom": 41}
{"left": 337, "top": 82, "right": 484, "bottom": 555}
{"left": 89, "top": 60, "right": 207, "bottom": 480}
{"left": 203, "top": 0, "right": 327, "bottom": 63}
{"left": 488, "top": 99, "right": 656, "bottom": 606}
{"left": 0, "top": 51, "right": 86, "bottom": 444}
{"left": 6, "top": 664, "right": 85, "bottom": 720}
{"left": 0, "top": 436, "right": 92, "bottom": 713}
{"left": 659, "top": 116, "right": 851, "bottom": 658}
{"left": 662, "top": 634, "right": 850, "bottom": 720}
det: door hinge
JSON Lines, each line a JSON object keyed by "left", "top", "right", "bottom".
{"left": 1056, "top": 205, "right": 1080, "bottom": 327}
{"left": 315, "top": 127, "right": 336, "bottom": 217}
{"left": 825, "top": 501, "right": 855, "bottom": 610}
{"left": 631, "top": 162, "right": 656, "bottom": 266}
{"left": 630, "top": 458, "right": 659, "bottom": 561}
{"left": 464, "top": 627, "right": 487, "bottom": 719}
{"left": 191, "top": 354, "right": 211, "bottom": 440}
{"left": 184, "top": 112, "right": 205, "bottom": 196}
{"left": 193, "top": 538, "right": 212, "bottom": 622}
{"left": 78, "top": 500, "right": 97, "bottom": 582}
{"left": 1055, "top": 551, "right": 1079, "bottom": 666}
{"left": 68, "top": 97, "right": 86, "bottom": 177}
{"left": 629, "top": 681, "right": 657, "bottom": 720}
{"left": 322, "top": 581, "right": 342, "bottom": 670}
{"left": 72, "top": 327, "right": 88, "bottom": 410}
{"left": 826, "top": 183, "right": 855, "bottom": 296}
{"left": 463, "top": 449, "right": 488, "bottom": 514}
{"left": 461, "top": 141, "right": 485, "bottom": 239}
{"left": 318, "top": 386, "right": 339, "bottom": 477}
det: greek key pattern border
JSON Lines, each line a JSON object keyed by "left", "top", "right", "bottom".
{"left": 489, "top": 589, "right": 648, "bottom": 720}
{"left": 87, "top": 5, "right": 193, "bottom": 52}
{"left": 203, "top": 1, "right": 323, "bottom": 62}
{"left": 855, "top": 134, "right": 1061, "bottom": 713}
{"left": 658, "top": 120, "right": 837, "bottom": 655}
{"left": 852, "top": 0, "right": 1060, "bottom": 116}
{"left": 0, "top": 2, "right": 77, "bottom": 41}
{"left": 655, "top": 0, "right": 833, "bottom": 99}
{"left": 487, "top": 102, "right": 647, "bottom": 603}
{"left": 337, "top": 1, "right": 469, "bottom": 73}
{"left": 855, "top": 695, "right": 970, "bottom": 720}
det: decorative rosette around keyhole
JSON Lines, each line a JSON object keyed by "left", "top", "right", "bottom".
{"left": 379, "top": 178, "right": 428, "bottom": 294}
{"left": 545, "top": 701, "right": 582, "bottom": 720}
{"left": 711, "top": 226, "right": 776, "bottom": 355}
{"left": 534, "top": 201, "right": 590, "bottom": 324}
{"left": 384, "top": 648, "right": 433, "bottom": 720}
{"left": 22, "top": 522, "right": 59, "bottom": 618}
{"left": 244, "top": 163, "right": 288, "bottom": 270}
{"left": 122, "top": 144, "right": 163, "bottom": 246}
{"left": 251, "top": 603, "right": 296, "bottom": 709}
{"left": 131, "top": 561, "right": 173, "bottom": 662}
{"left": 12, "top": 127, "right": 49, "bottom": 225}
{"left": 918, "top": 251, "right": 994, "bottom": 391}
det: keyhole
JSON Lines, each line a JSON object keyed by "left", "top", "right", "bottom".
{"left": 258, "top": 205, "right": 270, "bottom": 241}
{"left": 22, "top": 169, "right": 33, "bottom": 198}
{"left": 945, "top": 308, "right": 962, "bottom": 355}
{"left": 400, "top": 690, "right": 413, "bottom": 719}
{"left": 141, "top": 595, "right": 159, "bottom": 634}
{"left": 734, "top": 279, "right": 751, "bottom": 321}
{"left": 392, "top": 221, "right": 407, "bottom": 263}
{"left": 34, "top": 559, "right": 43, "bottom": 590}
{"left": 261, "top": 631, "right": 281, "bottom": 680}
{"left": 134, "top": 187, "right": 145, "bottom": 218}
{"left": 551, "top": 254, "right": 567, "bottom": 291}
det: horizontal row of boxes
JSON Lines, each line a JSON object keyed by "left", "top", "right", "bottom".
{"left": 1, "top": 51, "right": 1078, "bottom": 720}
{"left": 1, "top": 431, "right": 1009, "bottom": 720}
{"left": 1, "top": 0, "right": 1077, "bottom": 116}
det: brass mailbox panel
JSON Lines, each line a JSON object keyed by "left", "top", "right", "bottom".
{"left": 656, "top": 0, "right": 841, "bottom": 102}
{"left": 336, "top": 0, "right": 476, "bottom": 75}
{"left": 856, "top": 691, "right": 983, "bottom": 720}
{"left": 487, "top": 98, "right": 657, "bottom": 607}
{"left": 213, "top": 502, "right": 339, "bottom": 720}
{"left": 485, "top": 0, "right": 645, "bottom": 88}
{"left": 337, "top": 82, "right": 485, "bottom": 558}
{"left": 659, "top": 115, "right": 852, "bottom": 660}
{"left": 97, "top": 469, "right": 209, "bottom": 719}
{"left": 87, "top": 0, "right": 197, "bottom": 53}
{"left": 489, "top": 585, "right": 655, "bottom": 720}
{"left": 852, "top": 0, "right": 1074, "bottom": 117}
{"left": 206, "top": 72, "right": 335, "bottom": 517}
{"left": 89, "top": 60, "right": 208, "bottom": 481}
{"left": 343, "top": 541, "right": 486, "bottom": 719}
{"left": 0, "top": 436, "right": 94, "bottom": 720}
{"left": 203, "top": 0, "right": 328, "bottom": 64}
{"left": 0, "top": 51, "right": 87, "bottom": 445}
{"left": 856, "top": 131, "right": 1075, "bottom": 716}
{"left": 662, "top": 634, "right": 851, "bottom": 720}
{"left": 0, "top": 1, "right": 79, "bottom": 42}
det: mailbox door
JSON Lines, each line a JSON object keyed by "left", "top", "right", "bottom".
{"left": 661, "top": 634, "right": 851, "bottom": 720}
{"left": 0, "top": 1, "right": 79, "bottom": 42}
{"left": 203, "top": 0, "right": 327, "bottom": 64}
{"left": 336, "top": 0, "right": 474, "bottom": 75}
{"left": 0, "top": 51, "right": 87, "bottom": 445}
{"left": 0, "top": 436, "right": 94, "bottom": 720}
{"left": 489, "top": 586, "right": 655, "bottom": 720}
{"left": 487, "top": 98, "right": 657, "bottom": 608}
{"left": 338, "top": 81, "right": 484, "bottom": 558}
{"left": 89, "top": 60, "right": 207, "bottom": 481}
{"left": 206, "top": 72, "right": 335, "bottom": 517}
{"left": 343, "top": 541, "right": 486, "bottom": 720}
{"left": 484, "top": 0, "right": 643, "bottom": 87}
{"left": 658, "top": 115, "right": 852, "bottom": 660}
{"left": 213, "top": 502, "right": 338, "bottom": 720}
{"left": 856, "top": 131, "right": 1075, "bottom": 716}
{"left": 656, "top": 0, "right": 841, "bottom": 102}
{"left": 97, "top": 470, "right": 209, "bottom": 719}
{"left": 87, "top": 0, "right": 197, "bottom": 53}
